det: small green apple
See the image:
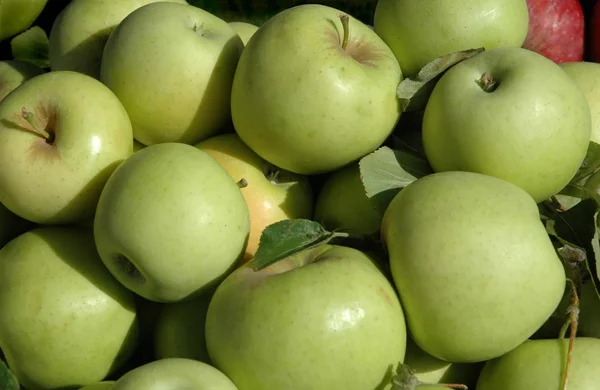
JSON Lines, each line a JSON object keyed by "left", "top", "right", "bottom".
{"left": 381, "top": 171, "right": 566, "bottom": 363}
{"left": 476, "top": 338, "right": 600, "bottom": 389}
{"left": 0, "top": 60, "right": 44, "bottom": 101}
{"left": 228, "top": 21, "right": 258, "bottom": 45}
{"left": 231, "top": 4, "right": 403, "bottom": 175}
{"left": 0, "top": 70, "right": 133, "bottom": 225}
{"left": 79, "top": 381, "right": 116, "bottom": 390}
{"left": 373, "top": 0, "right": 529, "bottom": 77}
{"left": 422, "top": 47, "right": 591, "bottom": 203}
{"left": 205, "top": 244, "right": 407, "bottom": 390}
{"left": 112, "top": 358, "right": 238, "bottom": 390}
{"left": 314, "top": 163, "right": 382, "bottom": 236}
{"left": 94, "top": 142, "right": 250, "bottom": 303}
{"left": 0, "top": 202, "right": 34, "bottom": 248}
{"left": 0, "top": 227, "right": 139, "bottom": 390}
{"left": 48, "top": 0, "right": 188, "bottom": 79}
{"left": 101, "top": 2, "right": 244, "bottom": 146}
{"left": 195, "top": 133, "right": 313, "bottom": 263}
{"left": 0, "top": 0, "right": 47, "bottom": 41}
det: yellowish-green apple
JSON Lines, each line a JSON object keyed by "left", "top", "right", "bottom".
{"left": 101, "top": 2, "right": 244, "bottom": 146}
{"left": 94, "top": 142, "right": 250, "bottom": 303}
{"left": 476, "top": 338, "right": 600, "bottom": 389}
{"left": 0, "top": 60, "right": 44, "bottom": 101}
{"left": 381, "top": 171, "right": 566, "bottom": 363}
{"left": 0, "top": 202, "right": 34, "bottom": 248}
{"left": 0, "top": 70, "right": 133, "bottom": 225}
{"left": 195, "top": 133, "right": 313, "bottom": 262}
{"left": 112, "top": 358, "right": 238, "bottom": 390}
{"left": 48, "top": 0, "right": 188, "bottom": 79}
{"left": 314, "top": 163, "right": 381, "bottom": 236}
{"left": 0, "top": 0, "right": 47, "bottom": 41}
{"left": 205, "top": 244, "right": 407, "bottom": 390}
{"left": 231, "top": 4, "right": 403, "bottom": 175}
{"left": 228, "top": 21, "right": 258, "bottom": 45}
{"left": 373, "top": 0, "right": 529, "bottom": 77}
{"left": 560, "top": 61, "right": 600, "bottom": 144}
{"left": 79, "top": 381, "right": 116, "bottom": 390}
{"left": 0, "top": 227, "right": 139, "bottom": 390}
{"left": 422, "top": 47, "right": 591, "bottom": 203}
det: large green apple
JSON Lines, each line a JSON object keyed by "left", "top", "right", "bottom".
{"left": 314, "top": 163, "right": 382, "bottom": 236}
{"left": 205, "top": 244, "right": 407, "bottom": 390}
{"left": 476, "top": 338, "right": 600, "bottom": 389}
{"left": 48, "top": 0, "right": 187, "bottom": 79}
{"left": 373, "top": 0, "right": 529, "bottom": 77}
{"left": 94, "top": 142, "right": 250, "bottom": 303}
{"left": 560, "top": 61, "right": 600, "bottom": 144}
{"left": 381, "top": 171, "right": 566, "bottom": 363}
{"left": 231, "top": 4, "right": 403, "bottom": 175}
{"left": 0, "top": 227, "right": 139, "bottom": 390}
{"left": 0, "top": 60, "right": 44, "bottom": 101}
{"left": 422, "top": 47, "right": 591, "bottom": 203}
{"left": 79, "top": 381, "right": 116, "bottom": 390}
{"left": 0, "top": 0, "right": 47, "bottom": 41}
{"left": 228, "top": 21, "right": 258, "bottom": 45}
{"left": 101, "top": 2, "right": 244, "bottom": 146}
{"left": 112, "top": 358, "right": 238, "bottom": 390}
{"left": 195, "top": 133, "right": 313, "bottom": 263}
{"left": 0, "top": 70, "right": 133, "bottom": 225}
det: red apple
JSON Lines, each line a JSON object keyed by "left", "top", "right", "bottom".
{"left": 522, "top": 0, "right": 584, "bottom": 63}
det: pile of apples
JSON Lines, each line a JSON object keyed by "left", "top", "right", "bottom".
{"left": 2, "top": 0, "right": 600, "bottom": 389}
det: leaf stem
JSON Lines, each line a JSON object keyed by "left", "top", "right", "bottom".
{"left": 558, "top": 278, "right": 580, "bottom": 390}
{"left": 339, "top": 14, "right": 350, "bottom": 50}
{"left": 21, "top": 107, "right": 52, "bottom": 141}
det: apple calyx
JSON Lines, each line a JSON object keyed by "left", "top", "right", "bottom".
{"left": 191, "top": 22, "right": 210, "bottom": 38}
{"left": 113, "top": 254, "right": 146, "bottom": 284}
{"left": 237, "top": 178, "right": 248, "bottom": 188}
{"left": 391, "top": 364, "right": 468, "bottom": 390}
{"left": 476, "top": 73, "right": 498, "bottom": 92}
{"left": 338, "top": 14, "right": 350, "bottom": 50}
{"left": 20, "top": 107, "right": 55, "bottom": 143}
{"left": 263, "top": 162, "right": 282, "bottom": 184}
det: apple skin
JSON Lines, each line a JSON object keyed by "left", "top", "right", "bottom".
{"left": 231, "top": 4, "right": 403, "bottom": 175}
{"left": 48, "top": 0, "right": 188, "bottom": 79}
{"left": 79, "top": 381, "right": 116, "bottom": 390}
{"left": 205, "top": 244, "right": 407, "bottom": 390}
{"left": 0, "top": 60, "right": 45, "bottom": 102}
{"left": 0, "top": 70, "right": 133, "bottom": 225}
{"left": 0, "top": 0, "right": 47, "bottom": 41}
{"left": 560, "top": 61, "right": 600, "bottom": 145}
{"left": 100, "top": 2, "right": 244, "bottom": 146}
{"left": 93, "top": 142, "right": 250, "bottom": 303}
{"left": 0, "top": 227, "right": 139, "bottom": 390}
{"left": 112, "top": 358, "right": 238, "bottom": 390}
{"left": 314, "top": 163, "right": 382, "bottom": 236}
{"left": 195, "top": 133, "right": 313, "bottom": 262}
{"left": 476, "top": 338, "right": 600, "bottom": 389}
{"left": 381, "top": 171, "right": 566, "bottom": 363}
{"left": 373, "top": 0, "right": 529, "bottom": 77}
{"left": 228, "top": 21, "right": 258, "bottom": 45}
{"left": 522, "top": 0, "right": 584, "bottom": 63}
{"left": 422, "top": 47, "right": 591, "bottom": 203}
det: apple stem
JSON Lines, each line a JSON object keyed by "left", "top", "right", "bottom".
{"left": 21, "top": 108, "right": 53, "bottom": 142}
{"left": 558, "top": 278, "right": 579, "bottom": 390}
{"left": 339, "top": 14, "right": 350, "bottom": 50}
{"left": 237, "top": 178, "right": 248, "bottom": 188}
{"left": 476, "top": 73, "right": 498, "bottom": 92}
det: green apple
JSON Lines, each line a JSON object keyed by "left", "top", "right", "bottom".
{"left": 422, "top": 47, "right": 591, "bottom": 203}
{"left": 373, "top": 0, "right": 529, "bottom": 77}
{"left": 231, "top": 4, "right": 403, "bottom": 175}
{"left": 381, "top": 171, "right": 566, "bottom": 363}
{"left": 0, "top": 202, "right": 34, "bottom": 248}
{"left": 195, "top": 133, "right": 313, "bottom": 263}
{"left": 205, "top": 244, "right": 407, "bottom": 390}
{"left": 101, "top": 2, "right": 243, "bottom": 146}
{"left": 153, "top": 290, "right": 213, "bottom": 362}
{"left": 476, "top": 337, "right": 600, "bottom": 389}
{"left": 94, "top": 142, "right": 250, "bottom": 303}
{"left": 112, "top": 358, "right": 238, "bottom": 390}
{"left": 0, "top": 227, "right": 139, "bottom": 390}
{"left": 80, "top": 381, "right": 116, "bottom": 390}
{"left": 314, "top": 163, "right": 382, "bottom": 236}
{"left": 560, "top": 61, "right": 600, "bottom": 145}
{"left": 0, "top": 60, "right": 44, "bottom": 101}
{"left": 0, "top": 71, "right": 133, "bottom": 225}
{"left": 0, "top": 0, "right": 47, "bottom": 41}
{"left": 48, "top": 0, "right": 187, "bottom": 79}
{"left": 228, "top": 21, "right": 259, "bottom": 45}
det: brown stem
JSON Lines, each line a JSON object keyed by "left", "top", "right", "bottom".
{"left": 21, "top": 107, "right": 53, "bottom": 141}
{"left": 339, "top": 14, "right": 350, "bottom": 50}
{"left": 559, "top": 279, "right": 580, "bottom": 390}
{"left": 237, "top": 178, "right": 248, "bottom": 188}
{"left": 476, "top": 73, "right": 498, "bottom": 92}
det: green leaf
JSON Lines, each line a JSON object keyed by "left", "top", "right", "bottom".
{"left": 10, "top": 26, "right": 50, "bottom": 69}
{"left": 571, "top": 141, "right": 600, "bottom": 184}
{"left": 396, "top": 47, "right": 485, "bottom": 112}
{"left": 252, "top": 219, "right": 340, "bottom": 270}
{"left": 0, "top": 360, "right": 19, "bottom": 390}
